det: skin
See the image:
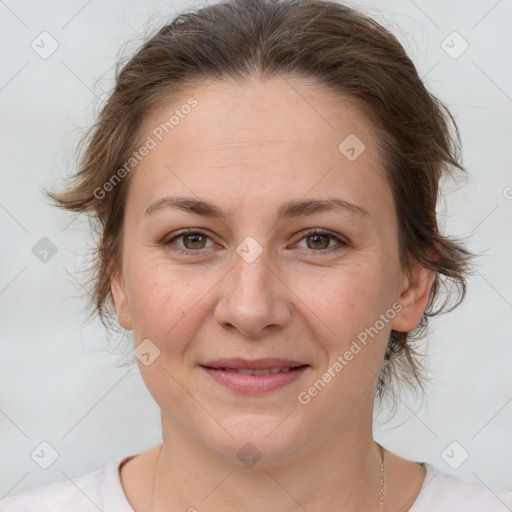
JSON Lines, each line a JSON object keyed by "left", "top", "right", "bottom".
{"left": 111, "top": 75, "right": 435, "bottom": 512}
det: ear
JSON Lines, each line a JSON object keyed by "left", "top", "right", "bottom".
{"left": 391, "top": 259, "right": 436, "bottom": 332}
{"left": 111, "top": 267, "right": 133, "bottom": 330}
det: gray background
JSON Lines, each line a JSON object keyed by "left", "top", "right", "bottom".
{"left": 1, "top": 0, "right": 511, "bottom": 499}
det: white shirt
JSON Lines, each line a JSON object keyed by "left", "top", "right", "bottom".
{"left": 1, "top": 454, "right": 511, "bottom": 511}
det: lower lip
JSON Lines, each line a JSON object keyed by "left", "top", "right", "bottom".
{"left": 201, "top": 366, "right": 310, "bottom": 393}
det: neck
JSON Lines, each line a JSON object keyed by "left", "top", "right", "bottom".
{"left": 151, "top": 410, "right": 384, "bottom": 512}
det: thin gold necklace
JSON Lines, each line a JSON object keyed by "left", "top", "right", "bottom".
{"left": 379, "top": 442, "right": 386, "bottom": 510}
{"left": 151, "top": 442, "right": 385, "bottom": 511}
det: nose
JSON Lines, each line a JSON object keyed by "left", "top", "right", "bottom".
{"left": 214, "top": 248, "right": 292, "bottom": 337}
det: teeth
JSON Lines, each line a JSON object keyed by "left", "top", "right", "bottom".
{"left": 253, "top": 369, "right": 271, "bottom": 375}
{"left": 238, "top": 368, "right": 257, "bottom": 374}
{"left": 218, "top": 366, "right": 293, "bottom": 374}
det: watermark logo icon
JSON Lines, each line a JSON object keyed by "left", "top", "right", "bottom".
{"left": 31, "top": 32, "right": 59, "bottom": 59}
{"left": 441, "top": 32, "right": 469, "bottom": 59}
{"left": 134, "top": 338, "right": 161, "bottom": 366}
{"left": 237, "top": 442, "right": 263, "bottom": 468}
{"left": 338, "top": 134, "right": 366, "bottom": 161}
{"left": 236, "top": 236, "right": 263, "bottom": 264}
{"left": 31, "top": 441, "right": 59, "bottom": 469}
{"left": 32, "top": 237, "right": 58, "bottom": 263}
{"left": 441, "top": 441, "right": 469, "bottom": 469}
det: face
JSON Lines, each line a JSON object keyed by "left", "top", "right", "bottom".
{"left": 111, "top": 75, "right": 434, "bottom": 464}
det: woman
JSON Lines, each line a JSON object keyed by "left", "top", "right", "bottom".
{"left": 1, "top": 0, "right": 510, "bottom": 510}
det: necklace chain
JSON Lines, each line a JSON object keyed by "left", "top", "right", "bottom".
{"left": 379, "top": 442, "right": 386, "bottom": 510}
{"left": 151, "top": 442, "right": 386, "bottom": 511}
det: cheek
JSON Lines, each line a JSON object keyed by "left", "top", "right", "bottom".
{"left": 290, "top": 264, "right": 395, "bottom": 418}
{"left": 295, "top": 259, "right": 394, "bottom": 339}
{"left": 124, "top": 254, "right": 220, "bottom": 344}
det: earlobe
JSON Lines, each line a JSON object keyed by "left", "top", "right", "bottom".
{"left": 391, "top": 261, "right": 436, "bottom": 333}
{"left": 110, "top": 269, "right": 133, "bottom": 330}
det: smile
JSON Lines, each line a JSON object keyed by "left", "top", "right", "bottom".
{"left": 211, "top": 366, "right": 297, "bottom": 375}
{"left": 200, "top": 360, "right": 310, "bottom": 393}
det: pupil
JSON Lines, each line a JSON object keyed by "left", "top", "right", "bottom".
{"left": 309, "top": 234, "right": 328, "bottom": 249}
{"left": 186, "top": 234, "right": 204, "bottom": 249}
{"left": 183, "top": 234, "right": 330, "bottom": 250}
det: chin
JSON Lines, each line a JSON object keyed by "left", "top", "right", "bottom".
{"left": 204, "top": 412, "right": 310, "bottom": 467}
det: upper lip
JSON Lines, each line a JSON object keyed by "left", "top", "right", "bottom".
{"left": 201, "top": 358, "right": 309, "bottom": 370}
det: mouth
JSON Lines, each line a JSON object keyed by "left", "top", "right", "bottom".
{"left": 200, "top": 358, "right": 311, "bottom": 393}
{"left": 204, "top": 365, "right": 307, "bottom": 375}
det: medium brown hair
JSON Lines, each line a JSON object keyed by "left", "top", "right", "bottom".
{"left": 46, "top": 0, "right": 474, "bottom": 410}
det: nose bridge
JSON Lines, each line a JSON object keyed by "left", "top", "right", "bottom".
{"left": 229, "top": 239, "right": 275, "bottom": 308}
{"left": 214, "top": 237, "right": 291, "bottom": 336}
{"left": 232, "top": 240, "right": 272, "bottom": 294}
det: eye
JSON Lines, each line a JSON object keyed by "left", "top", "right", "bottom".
{"left": 162, "top": 228, "right": 348, "bottom": 256}
{"left": 163, "top": 229, "right": 215, "bottom": 254}
{"left": 293, "top": 228, "right": 348, "bottom": 254}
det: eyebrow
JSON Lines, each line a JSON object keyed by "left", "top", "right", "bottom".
{"left": 144, "top": 195, "right": 370, "bottom": 221}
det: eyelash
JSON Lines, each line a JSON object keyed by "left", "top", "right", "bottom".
{"left": 162, "top": 228, "right": 349, "bottom": 256}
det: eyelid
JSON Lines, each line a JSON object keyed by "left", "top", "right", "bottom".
{"left": 291, "top": 228, "right": 349, "bottom": 255}
{"left": 163, "top": 227, "right": 349, "bottom": 255}
{"left": 162, "top": 228, "right": 214, "bottom": 251}
{"left": 295, "top": 228, "right": 348, "bottom": 245}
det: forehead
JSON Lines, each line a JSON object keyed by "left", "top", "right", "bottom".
{"left": 129, "top": 75, "right": 391, "bottom": 219}
{"left": 139, "top": 74, "right": 380, "bottom": 157}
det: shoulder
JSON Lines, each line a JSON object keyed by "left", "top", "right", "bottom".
{"left": 0, "top": 469, "right": 102, "bottom": 512}
{"left": 411, "top": 462, "right": 512, "bottom": 511}
{"left": 0, "top": 455, "right": 133, "bottom": 512}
